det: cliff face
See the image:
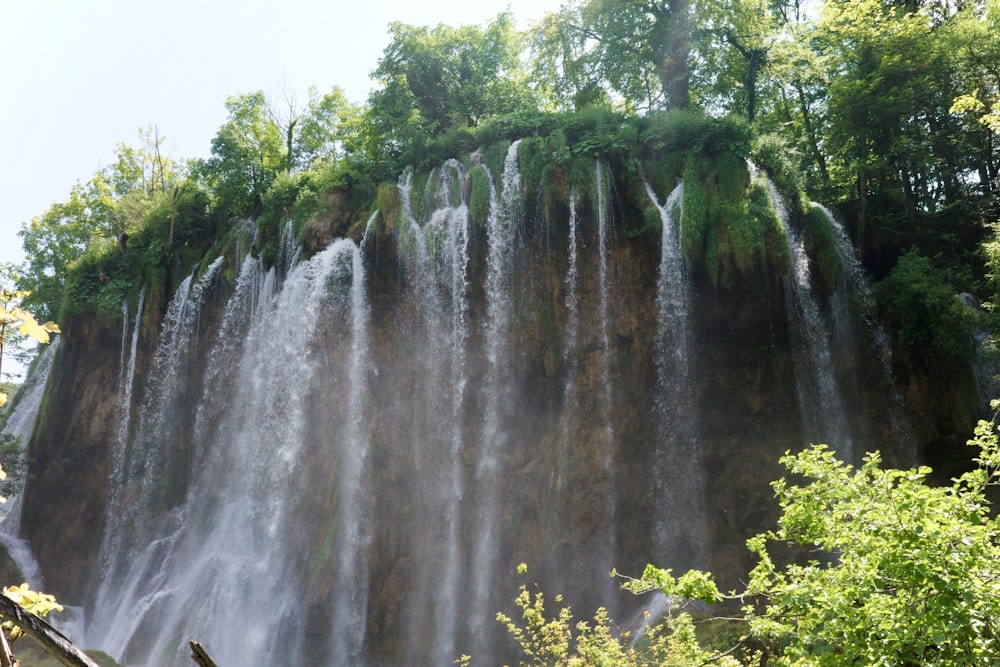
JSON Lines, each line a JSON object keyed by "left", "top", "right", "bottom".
{"left": 16, "top": 151, "right": 960, "bottom": 666}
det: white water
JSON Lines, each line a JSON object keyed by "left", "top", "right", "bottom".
{"left": 107, "top": 287, "right": 145, "bottom": 549}
{"left": 0, "top": 340, "right": 60, "bottom": 548}
{"left": 644, "top": 180, "right": 706, "bottom": 565}
{"left": 813, "top": 202, "right": 915, "bottom": 455}
{"left": 90, "top": 239, "right": 372, "bottom": 665}
{"left": 770, "top": 183, "right": 853, "bottom": 458}
{"left": 594, "top": 161, "right": 615, "bottom": 460}
{"left": 14, "top": 153, "right": 921, "bottom": 667}
{"left": 472, "top": 140, "right": 522, "bottom": 648}
{"left": 393, "top": 158, "right": 474, "bottom": 663}
{"left": 556, "top": 187, "right": 582, "bottom": 491}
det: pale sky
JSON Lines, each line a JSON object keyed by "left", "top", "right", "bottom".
{"left": 0, "top": 0, "right": 565, "bottom": 268}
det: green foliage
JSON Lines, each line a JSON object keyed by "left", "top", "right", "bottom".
{"left": 679, "top": 149, "right": 793, "bottom": 287}
{"left": 804, "top": 206, "right": 842, "bottom": 295}
{"left": 876, "top": 250, "right": 974, "bottom": 360}
{"left": 199, "top": 90, "right": 285, "bottom": 217}
{"left": 0, "top": 432, "right": 24, "bottom": 500}
{"left": 375, "top": 182, "right": 401, "bottom": 238}
{"left": 468, "top": 165, "right": 493, "bottom": 228}
{"left": 748, "top": 436, "right": 1000, "bottom": 666}
{"left": 493, "top": 564, "right": 747, "bottom": 667}
{"left": 292, "top": 85, "right": 359, "bottom": 171}
{"left": 751, "top": 134, "right": 808, "bottom": 218}
{"left": 362, "top": 12, "right": 536, "bottom": 175}
{"left": 629, "top": 412, "right": 1000, "bottom": 665}
{"left": 641, "top": 112, "right": 752, "bottom": 158}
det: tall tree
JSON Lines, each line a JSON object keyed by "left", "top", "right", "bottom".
{"left": 292, "top": 86, "right": 358, "bottom": 171}
{"left": 200, "top": 91, "right": 285, "bottom": 216}
{"left": 531, "top": 0, "right": 694, "bottom": 111}
{"left": 17, "top": 185, "right": 99, "bottom": 322}
{"left": 373, "top": 12, "right": 534, "bottom": 131}
{"left": 362, "top": 12, "right": 537, "bottom": 167}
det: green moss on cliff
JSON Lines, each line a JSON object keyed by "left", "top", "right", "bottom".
{"left": 469, "top": 165, "right": 492, "bottom": 228}
{"left": 805, "top": 205, "right": 843, "bottom": 295}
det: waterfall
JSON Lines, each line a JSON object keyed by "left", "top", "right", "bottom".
{"left": 769, "top": 183, "right": 853, "bottom": 457}
{"left": 644, "top": 180, "right": 706, "bottom": 566}
{"left": 594, "top": 161, "right": 614, "bottom": 458}
{"left": 813, "top": 203, "right": 915, "bottom": 454}
{"left": 86, "top": 238, "right": 373, "bottom": 666}
{"left": 0, "top": 340, "right": 60, "bottom": 542}
{"left": 471, "top": 140, "right": 522, "bottom": 649}
{"left": 326, "top": 241, "right": 373, "bottom": 667}
{"left": 392, "top": 158, "right": 473, "bottom": 663}
{"left": 426, "top": 161, "right": 471, "bottom": 665}
{"left": 108, "top": 288, "right": 145, "bottom": 538}
{"left": 15, "top": 145, "right": 928, "bottom": 667}
{"left": 557, "top": 186, "right": 581, "bottom": 490}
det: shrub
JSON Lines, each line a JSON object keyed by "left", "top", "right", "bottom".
{"left": 875, "top": 249, "right": 974, "bottom": 359}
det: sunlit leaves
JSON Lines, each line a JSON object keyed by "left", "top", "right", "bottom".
{"left": 0, "top": 289, "right": 59, "bottom": 406}
{"left": 2, "top": 583, "right": 63, "bottom": 640}
{"left": 741, "top": 439, "right": 1000, "bottom": 665}
{"left": 499, "top": 565, "right": 744, "bottom": 666}
{"left": 622, "top": 415, "right": 1000, "bottom": 665}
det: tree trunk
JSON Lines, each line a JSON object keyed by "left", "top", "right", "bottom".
{"left": 795, "top": 79, "right": 829, "bottom": 184}
{"left": 658, "top": 0, "right": 691, "bottom": 110}
{"left": 0, "top": 595, "right": 99, "bottom": 667}
{"left": 189, "top": 641, "right": 218, "bottom": 667}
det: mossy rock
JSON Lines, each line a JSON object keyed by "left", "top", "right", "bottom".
{"left": 10, "top": 639, "right": 120, "bottom": 666}
{"left": 468, "top": 165, "right": 492, "bottom": 228}
{"left": 805, "top": 205, "right": 843, "bottom": 296}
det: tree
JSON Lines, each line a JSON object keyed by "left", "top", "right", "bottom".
{"left": 695, "top": 0, "right": 781, "bottom": 122}
{"left": 199, "top": 90, "right": 285, "bottom": 216}
{"left": 625, "top": 408, "right": 1000, "bottom": 665}
{"left": 292, "top": 86, "right": 359, "bottom": 171}
{"left": 374, "top": 13, "right": 534, "bottom": 131}
{"left": 478, "top": 563, "right": 748, "bottom": 666}
{"left": 361, "top": 12, "right": 536, "bottom": 168}
{"left": 16, "top": 188, "right": 97, "bottom": 323}
{"left": 531, "top": 0, "right": 694, "bottom": 111}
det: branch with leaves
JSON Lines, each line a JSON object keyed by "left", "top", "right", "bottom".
{"left": 0, "top": 289, "right": 59, "bottom": 407}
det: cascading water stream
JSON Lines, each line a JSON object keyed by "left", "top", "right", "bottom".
{"left": 0, "top": 340, "right": 60, "bottom": 585}
{"left": 594, "top": 161, "right": 614, "bottom": 461}
{"left": 769, "top": 182, "right": 853, "bottom": 458}
{"left": 89, "top": 258, "right": 225, "bottom": 658}
{"left": 192, "top": 254, "right": 265, "bottom": 457}
{"left": 87, "top": 237, "right": 373, "bottom": 667}
{"left": 644, "top": 180, "right": 706, "bottom": 566}
{"left": 556, "top": 186, "right": 581, "bottom": 491}
{"left": 813, "top": 202, "right": 915, "bottom": 455}
{"left": 326, "top": 241, "right": 374, "bottom": 667}
{"left": 471, "top": 140, "right": 522, "bottom": 649}
{"left": 107, "top": 288, "right": 145, "bottom": 549}
{"left": 397, "top": 160, "right": 469, "bottom": 663}
{"left": 392, "top": 158, "right": 473, "bottom": 663}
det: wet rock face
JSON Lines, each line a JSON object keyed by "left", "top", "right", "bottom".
{"left": 20, "top": 161, "right": 928, "bottom": 666}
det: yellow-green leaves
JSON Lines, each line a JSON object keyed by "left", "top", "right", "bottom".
{"left": 0, "top": 289, "right": 60, "bottom": 407}
{"left": 1, "top": 290, "right": 60, "bottom": 344}
{"left": 2, "top": 583, "right": 63, "bottom": 640}
{"left": 952, "top": 90, "right": 1000, "bottom": 134}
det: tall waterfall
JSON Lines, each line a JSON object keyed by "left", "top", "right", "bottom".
{"left": 472, "top": 140, "right": 523, "bottom": 651}
{"left": 393, "top": 158, "right": 473, "bottom": 665}
{"left": 14, "top": 147, "right": 923, "bottom": 667}
{"left": 86, "top": 244, "right": 372, "bottom": 666}
{"left": 644, "top": 180, "right": 706, "bottom": 566}
{"left": 769, "top": 182, "right": 853, "bottom": 458}
{"left": 0, "top": 340, "right": 60, "bottom": 585}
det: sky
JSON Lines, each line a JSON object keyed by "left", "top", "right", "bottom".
{"left": 0, "top": 0, "right": 567, "bottom": 269}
